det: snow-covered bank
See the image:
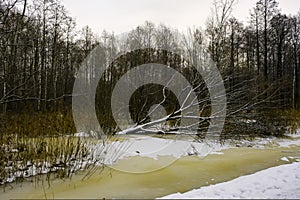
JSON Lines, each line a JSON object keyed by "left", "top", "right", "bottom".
{"left": 96, "top": 131, "right": 300, "bottom": 163}
{"left": 160, "top": 162, "right": 300, "bottom": 199}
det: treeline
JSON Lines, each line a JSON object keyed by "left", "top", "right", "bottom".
{"left": 0, "top": 0, "right": 300, "bottom": 131}
{"left": 0, "top": 0, "right": 99, "bottom": 113}
{"left": 206, "top": 0, "right": 300, "bottom": 108}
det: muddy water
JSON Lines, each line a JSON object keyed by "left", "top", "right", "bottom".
{"left": 1, "top": 145, "right": 300, "bottom": 199}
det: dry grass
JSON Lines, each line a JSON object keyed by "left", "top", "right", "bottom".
{"left": 279, "top": 109, "right": 300, "bottom": 134}
{"left": 0, "top": 134, "right": 90, "bottom": 187}
{"left": 0, "top": 110, "right": 91, "bottom": 187}
{"left": 2, "top": 110, "right": 76, "bottom": 137}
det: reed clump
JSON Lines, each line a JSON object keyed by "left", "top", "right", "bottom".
{"left": 0, "top": 110, "right": 94, "bottom": 186}
{"left": 0, "top": 134, "right": 91, "bottom": 185}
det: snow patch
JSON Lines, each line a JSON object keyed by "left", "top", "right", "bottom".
{"left": 210, "top": 151, "right": 224, "bottom": 155}
{"left": 280, "top": 157, "right": 289, "bottom": 162}
{"left": 276, "top": 139, "right": 300, "bottom": 147}
{"left": 284, "top": 129, "right": 300, "bottom": 138}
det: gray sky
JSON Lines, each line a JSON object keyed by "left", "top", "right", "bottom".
{"left": 61, "top": 0, "right": 300, "bottom": 34}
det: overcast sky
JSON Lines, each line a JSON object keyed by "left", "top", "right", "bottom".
{"left": 61, "top": 0, "right": 300, "bottom": 34}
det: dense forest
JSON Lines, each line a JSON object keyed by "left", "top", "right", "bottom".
{"left": 0, "top": 0, "right": 300, "bottom": 138}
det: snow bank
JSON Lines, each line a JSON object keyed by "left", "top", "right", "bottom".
{"left": 81, "top": 129, "right": 300, "bottom": 165}
{"left": 277, "top": 139, "right": 300, "bottom": 147}
{"left": 96, "top": 136, "right": 229, "bottom": 163}
{"left": 160, "top": 162, "right": 300, "bottom": 199}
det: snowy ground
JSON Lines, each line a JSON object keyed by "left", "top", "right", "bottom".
{"left": 160, "top": 162, "right": 300, "bottom": 199}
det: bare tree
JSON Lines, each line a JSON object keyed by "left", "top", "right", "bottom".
{"left": 291, "top": 14, "right": 300, "bottom": 108}
{"left": 206, "top": 0, "right": 236, "bottom": 68}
